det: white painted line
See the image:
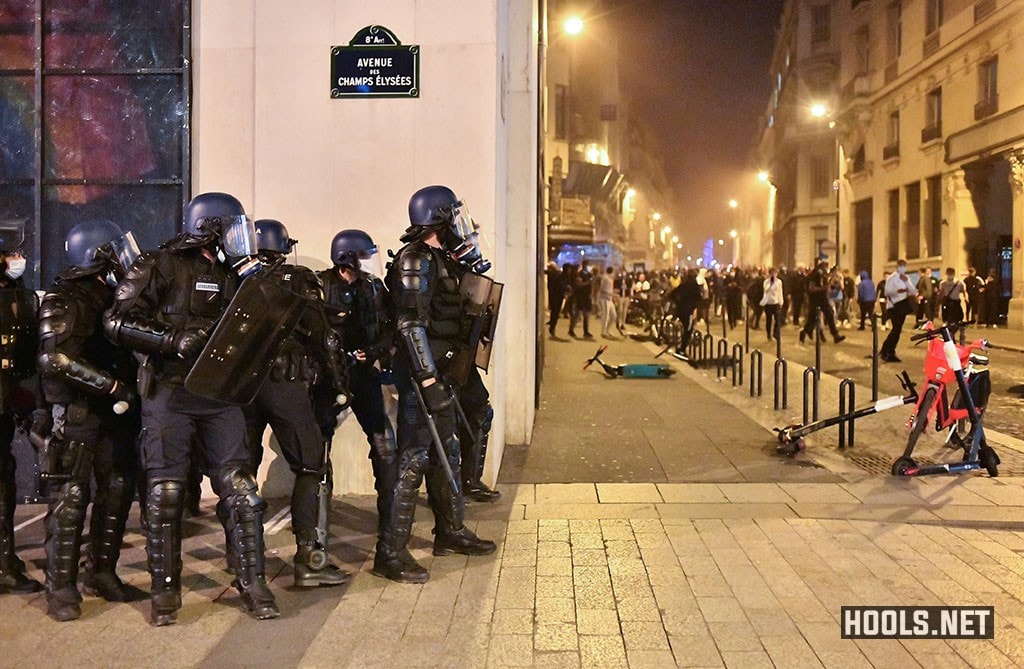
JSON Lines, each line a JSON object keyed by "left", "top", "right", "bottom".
{"left": 14, "top": 511, "right": 47, "bottom": 532}
{"left": 265, "top": 506, "right": 292, "bottom": 535}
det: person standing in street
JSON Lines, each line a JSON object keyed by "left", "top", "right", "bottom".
{"left": 668, "top": 269, "right": 701, "bottom": 356}
{"left": 856, "top": 270, "right": 876, "bottom": 330}
{"left": 760, "top": 267, "right": 783, "bottom": 340}
{"left": 937, "top": 267, "right": 966, "bottom": 325}
{"left": 880, "top": 259, "right": 917, "bottom": 363}
{"left": 598, "top": 266, "right": 617, "bottom": 338}
{"left": 569, "top": 260, "right": 594, "bottom": 339}
{"left": 964, "top": 266, "right": 983, "bottom": 323}
{"left": 799, "top": 260, "right": 845, "bottom": 345}
{"left": 545, "top": 262, "right": 565, "bottom": 337}
{"left": 916, "top": 267, "right": 935, "bottom": 326}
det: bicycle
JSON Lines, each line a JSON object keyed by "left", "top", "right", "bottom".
{"left": 890, "top": 321, "right": 999, "bottom": 477}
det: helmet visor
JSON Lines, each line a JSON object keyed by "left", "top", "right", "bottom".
{"left": 110, "top": 231, "right": 141, "bottom": 271}
{"left": 0, "top": 219, "right": 26, "bottom": 254}
{"left": 221, "top": 215, "right": 258, "bottom": 257}
{"left": 450, "top": 200, "right": 478, "bottom": 240}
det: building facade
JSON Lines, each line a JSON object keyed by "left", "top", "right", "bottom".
{"left": 760, "top": 0, "right": 1024, "bottom": 327}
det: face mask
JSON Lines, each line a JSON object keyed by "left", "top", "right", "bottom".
{"left": 4, "top": 257, "right": 26, "bottom": 280}
{"left": 898, "top": 265, "right": 907, "bottom": 275}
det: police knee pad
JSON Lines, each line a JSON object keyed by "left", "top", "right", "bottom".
{"left": 397, "top": 448, "right": 429, "bottom": 478}
{"left": 216, "top": 466, "right": 265, "bottom": 512}
{"left": 477, "top": 405, "right": 494, "bottom": 436}
{"left": 147, "top": 480, "right": 185, "bottom": 522}
{"left": 55, "top": 481, "right": 90, "bottom": 519}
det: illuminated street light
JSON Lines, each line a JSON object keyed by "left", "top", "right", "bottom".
{"left": 652, "top": 212, "right": 662, "bottom": 221}
{"left": 717, "top": 239, "right": 724, "bottom": 246}
{"left": 728, "top": 199, "right": 738, "bottom": 209}
{"left": 564, "top": 16, "right": 584, "bottom": 35}
{"left": 676, "top": 243, "right": 682, "bottom": 249}
{"left": 810, "top": 102, "right": 828, "bottom": 118}
{"left": 757, "top": 171, "right": 770, "bottom": 182}
{"left": 671, "top": 235, "right": 678, "bottom": 243}
{"left": 729, "top": 230, "right": 737, "bottom": 239}
{"left": 625, "top": 188, "right": 636, "bottom": 198}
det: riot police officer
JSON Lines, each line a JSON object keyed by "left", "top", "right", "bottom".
{"left": 104, "top": 192, "right": 278, "bottom": 625}
{"left": 319, "top": 230, "right": 397, "bottom": 566}
{"left": 379, "top": 185, "right": 496, "bottom": 584}
{"left": 36, "top": 220, "right": 142, "bottom": 621}
{"left": 244, "top": 219, "right": 348, "bottom": 588}
{"left": 0, "top": 219, "right": 42, "bottom": 596}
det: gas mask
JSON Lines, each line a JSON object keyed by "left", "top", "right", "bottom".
{"left": 213, "top": 215, "right": 261, "bottom": 278}
{"left": 442, "top": 200, "right": 491, "bottom": 274}
{"left": 95, "top": 231, "right": 141, "bottom": 285}
{"left": 4, "top": 256, "right": 26, "bottom": 280}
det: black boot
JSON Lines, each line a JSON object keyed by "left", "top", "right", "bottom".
{"left": 146, "top": 480, "right": 184, "bottom": 627}
{"left": 216, "top": 498, "right": 238, "bottom": 575}
{"left": 427, "top": 436, "right": 496, "bottom": 557}
{"left": 372, "top": 448, "right": 428, "bottom": 584}
{"left": 293, "top": 537, "right": 349, "bottom": 588}
{"left": 370, "top": 432, "right": 398, "bottom": 536}
{"left": 43, "top": 479, "right": 88, "bottom": 621}
{"left": 83, "top": 473, "right": 144, "bottom": 602}
{"left": 221, "top": 468, "right": 279, "bottom": 620}
{"left": 0, "top": 467, "right": 41, "bottom": 595}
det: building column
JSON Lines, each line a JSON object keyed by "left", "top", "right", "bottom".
{"left": 1007, "top": 152, "right": 1024, "bottom": 328}
{"left": 942, "top": 169, "right": 974, "bottom": 277}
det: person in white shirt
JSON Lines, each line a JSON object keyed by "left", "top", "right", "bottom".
{"left": 760, "top": 267, "right": 784, "bottom": 340}
{"left": 880, "top": 259, "right": 918, "bottom": 363}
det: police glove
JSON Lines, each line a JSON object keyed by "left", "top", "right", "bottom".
{"left": 420, "top": 378, "right": 451, "bottom": 414}
{"left": 28, "top": 408, "right": 52, "bottom": 451}
{"left": 172, "top": 328, "right": 209, "bottom": 361}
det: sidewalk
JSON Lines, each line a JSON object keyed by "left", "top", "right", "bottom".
{"left": 4, "top": 332, "right": 1024, "bottom": 668}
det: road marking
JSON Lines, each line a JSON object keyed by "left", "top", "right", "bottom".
{"left": 14, "top": 511, "right": 47, "bottom": 532}
{"left": 265, "top": 505, "right": 292, "bottom": 535}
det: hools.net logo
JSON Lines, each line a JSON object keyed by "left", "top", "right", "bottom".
{"left": 841, "top": 606, "right": 994, "bottom": 639}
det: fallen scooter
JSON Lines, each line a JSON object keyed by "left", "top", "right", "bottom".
{"left": 583, "top": 346, "right": 677, "bottom": 378}
{"left": 775, "top": 370, "right": 918, "bottom": 456}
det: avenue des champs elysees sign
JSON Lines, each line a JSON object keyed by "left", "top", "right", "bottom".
{"left": 331, "top": 26, "right": 419, "bottom": 98}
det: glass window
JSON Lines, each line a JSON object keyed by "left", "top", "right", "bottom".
{"left": 854, "top": 26, "right": 870, "bottom": 75}
{"left": 0, "top": 0, "right": 189, "bottom": 288}
{"left": 811, "top": 5, "right": 831, "bottom": 45}
{"left": 810, "top": 154, "right": 831, "bottom": 199}
{"left": 554, "top": 84, "right": 567, "bottom": 140}
{"left": 887, "top": 189, "right": 900, "bottom": 261}
{"left": 926, "top": 0, "right": 943, "bottom": 35}
{"left": 979, "top": 57, "right": 998, "bottom": 105}
{"left": 887, "top": 1, "right": 902, "bottom": 60}
{"left": 926, "top": 88, "right": 942, "bottom": 129}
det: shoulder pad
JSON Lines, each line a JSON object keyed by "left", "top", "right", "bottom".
{"left": 113, "top": 251, "right": 161, "bottom": 303}
{"left": 38, "top": 291, "right": 73, "bottom": 343}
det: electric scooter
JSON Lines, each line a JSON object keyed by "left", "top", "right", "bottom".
{"left": 584, "top": 346, "right": 677, "bottom": 378}
{"left": 891, "top": 321, "right": 999, "bottom": 477}
{"left": 775, "top": 370, "right": 918, "bottom": 456}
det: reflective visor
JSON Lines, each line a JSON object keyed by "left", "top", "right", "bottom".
{"left": 111, "top": 231, "right": 141, "bottom": 270}
{"left": 221, "top": 215, "right": 258, "bottom": 257}
{"left": 0, "top": 219, "right": 26, "bottom": 254}
{"left": 450, "top": 200, "right": 478, "bottom": 240}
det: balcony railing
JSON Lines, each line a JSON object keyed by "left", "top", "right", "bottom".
{"left": 974, "top": 96, "right": 998, "bottom": 121}
{"left": 883, "top": 143, "right": 900, "bottom": 160}
{"left": 921, "top": 123, "right": 942, "bottom": 143}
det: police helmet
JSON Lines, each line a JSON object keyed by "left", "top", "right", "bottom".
{"left": 183, "top": 192, "right": 257, "bottom": 257}
{"left": 255, "top": 219, "right": 296, "bottom": 253}
{"left": 408, "top": 185, "right": 459, "bottom": 228}
{"left": 64, "top": 219, "right": 140, "bottom": 278}
{"left": 331, "top": 229, "right": 377, "bottom": 269}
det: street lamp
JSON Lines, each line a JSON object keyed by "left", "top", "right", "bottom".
{"left": 564, "top": 16, "right": 584, "bottom": 35}
{"left": 811, "top": 101, "right": 841, "bottom": 267}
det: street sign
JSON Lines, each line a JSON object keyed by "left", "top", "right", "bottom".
{"left": 330, "top": 26, "right": 419, "bottom": 98}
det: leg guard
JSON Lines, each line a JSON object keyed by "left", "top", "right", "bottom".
{"left": 43, "top": 479, "right": 88, "bottom": 620}
{"left": 460, "top": 405, "right": 500, "bottom": 503}
{"left": 372, "top": 446, "right": 429, "bottom": 584}
{"left": 369, "top": 430, "right": 398, "bottom": 537}
{"left": 0, "top": 457, "right": 42, "bottom": 595}
{"left": 215, "top": 497, "right": 238, "bottom": 575}
{"left": 146, "top": 479, "right": 184, "bottom": 626}
{"left": 217, "top": 467, "right": 279, "bottom": 620}
{"left": 427, "top": 434, "right": 465, "bottom": 534}
{"left": 84, "top": 472, "right": 142, "bottom": 602}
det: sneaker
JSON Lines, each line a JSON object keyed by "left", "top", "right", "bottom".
{"left": 834, "top": 335, "right": 846, "bottom": 344}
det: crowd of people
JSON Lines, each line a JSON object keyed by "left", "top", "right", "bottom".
{"left": 0, "top": 185, "right": 502, "bottom": 626}
{"left": 545, "top": 259, "right": 1006, "bottom": 361}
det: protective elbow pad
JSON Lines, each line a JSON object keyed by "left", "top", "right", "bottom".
{"left": 104, "top": 312, "right": 176, "bottom": 356}
{"left": 399, "top": 325, "right": 436, "bottom": 381}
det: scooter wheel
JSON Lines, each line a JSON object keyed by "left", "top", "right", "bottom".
{"left": 776, "top": 439, "right": 805, "bottom": 457}
{"left": 979, "top": 446, "right": 1000, "bottom": 478}
{"left": 891, "top": 456, "right": 917, "bottom": 477}
{"left": 777, "top": 425, "right": 799, "bottom": 444}
{"left": 308, "top": 548, "right": 330, "bottom": 571}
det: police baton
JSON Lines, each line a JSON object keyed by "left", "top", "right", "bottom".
{"left": 445, "top": 383, "right": 484, "bottom": 479}
{"left": 411, "top": 381, "right": 461, "bottom": 496}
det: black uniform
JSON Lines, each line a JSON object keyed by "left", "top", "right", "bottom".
{"left": 800, "top": 264, "right": 844, "bottom": 343}
{"left": 320, "top": 267, "right": 396, "bottom": 538}
{"left": 379, "top": 240, "right": 495, "bottom": 583}
{"left": 104, "top": 237, "right": 277, "bottom": 624}
{"left": 0, "top": 278, "right": 42, "bottom": 595}
{"left": 37, "top": 270, "right": 141, "bottom": 619}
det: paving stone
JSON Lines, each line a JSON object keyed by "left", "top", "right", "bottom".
{"left": 576, "top": 608, "right": 622, "bottom": 636}
{"left": 778, "top": 482, "right": 861, "bottom": 504}
{"left": 718, "top": 483, "right": 796, "bottom": 504}
{"left": 528, "top": 503, "right": 659, "bottom": 520}
{"left": 533, "top": 650, "right": 582, "bottom": 668}
{"left": 621, "top": 621, "right": 671, "bottom": 650}
{"left": 579, "top": 634, "right": 628, "bottom": 668}
{"left": 570, "top": 532, "right": 606, "bottom": 549}
{"left": 625, "top": 649, "right": 679, "bottom": 668}
{"left": 538, "top": 557, "right": 574, "bottom": 577}
{"left": 536, "top": 484, "right": 599, "bottom": 504}
{"left": 668, "top": 634, "right": 724, "bottom": 667}
{"left": 487, "top": 634, "right": 535, "bottom": 667}
{"left": 696, "top": 596, "right": 748, "bottom": 623}
{"left": 597, "top": 483, "right": 664, "bottom": 503}
{"left": 492, "top": 608, "right": 535, "bottom": 635}
{"left": 759, "top": 634, "right": 825, "bottom": 668}
{"left": 538, "top": 541, "right": 572, "bottom": 558}
{"left": 536, "top": 597, "right": 577, "bottom": 625}
{"left": 535, "top": 621, "right": 580, "bottom": 652}
{"left": 572, "top": 548, "right": 607, "bottom": 566}
{"left": 657, "top": 503, "right": 796, "bottom": 519}
{"left": 537, "top": 575, "right": 575, "bottom": 599}
{"left": 657, "top": 483, "right": 729, "bottom": 503}
{"left": 706, "top": 620, "right": 762, "bottom": 652}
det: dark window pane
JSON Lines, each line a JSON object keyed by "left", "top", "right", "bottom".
{"left": 43, "top": 1, "right": 185, "bottom": 69}
{"left": 0, "top": 1, "right": 34, "bottom": 71}
{"left": 43, "top": 75, "right": 183, "bottom": 188}
{"left": 0, "top": 77, "right": 35, "bottom": 179}
{"left": 40, "top": 184, "right": 180, "bottom": 285}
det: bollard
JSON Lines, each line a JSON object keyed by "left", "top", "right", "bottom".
{"left": 689, "top": 333, "right": 701, "bottom": 361}
{"left": 774, "top": 358, "right": 788, "bottom": 410}
{"left": 716, "top": 339, "right": 730, "bottom": 377}
{"left": 732, "top": 342, "right": 744, "bottom": 386}
{"left": 802, "top": 366, "right": 819, "bottom": 424}
{"left": 775, "top": 321, "right": 782, "bottom": 360}
{"left": 744, "top": 306, "right": 750, "bottom": 353}
{"left": 721, "top": 308, "right": 727, "bottom": 340}
{"left": 749, "top": 349, "right": 763, "bottom": 397}
{"left": 839, "top": 378, "right": 856, "bottom": 449}
{"left": 703, "top": 333, "right": 714, "bottom": 367}
{"left": 814, "top": 309, "right": 823, "bottom": 376}
{"left": 871, "top": 312, "right": 879, "bottom": 401}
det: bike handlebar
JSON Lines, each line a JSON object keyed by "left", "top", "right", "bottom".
{"left": 909, "top": 320, "right": 973, "bottom": 343}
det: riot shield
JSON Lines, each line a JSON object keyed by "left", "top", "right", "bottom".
{"left": 184, "top": 274, "right": 308, "bottom": 404}
{"left": 448, "top": 273, "right": 503, "bottom": 385}
{"left": 0, "top": 288, "right": 39, "bottom": 380}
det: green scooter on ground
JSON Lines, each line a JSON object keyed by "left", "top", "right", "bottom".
{"left": 583, "top": 346, "right": 677, "bottom": 379}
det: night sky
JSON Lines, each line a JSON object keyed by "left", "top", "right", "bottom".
{"left": 604, "top": 0, "right": 786, "bottom": 254}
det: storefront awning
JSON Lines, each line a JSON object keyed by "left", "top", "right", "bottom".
{"left": 564, "top": 161, "right": 624, "bottom": 203}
